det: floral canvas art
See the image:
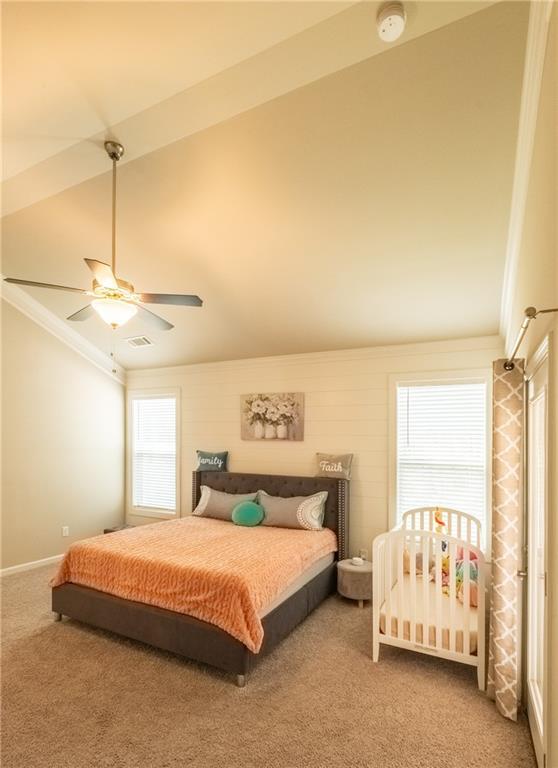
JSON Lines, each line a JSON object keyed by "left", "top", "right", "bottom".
{"left": 241, "top": 393, "right": 304, "bottom": 441}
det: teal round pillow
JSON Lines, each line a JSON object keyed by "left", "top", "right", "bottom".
{"left": 232, "top": 501, "right": 264, "bottom": 527}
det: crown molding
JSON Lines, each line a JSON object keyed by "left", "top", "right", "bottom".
{"left": 500, "top": 1, "right": 554, "bottom": 355}
{"left": 1, "top": 278, "right": 126, "bottom": 385}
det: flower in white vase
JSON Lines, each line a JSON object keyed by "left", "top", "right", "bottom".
{"left": 265, "top": 403, "right": 281, "bottom": 424}
{"left": 244, "top": 394, "right": 270, "bottom": 425}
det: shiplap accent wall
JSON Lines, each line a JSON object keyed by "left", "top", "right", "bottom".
{"left": 126, "top": 335, "right": 502, "bottom": 554}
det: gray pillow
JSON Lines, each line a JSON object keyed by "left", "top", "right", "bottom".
{"left": 192, "top": 486, "right": 257, "bottom": 521}
{"left": 196, "top": 450, "right": 228, "bottom": 472}
{"left": 316, "top": 453, "right": 353, "bottom": 480}
{"left": 258, "top": 490, "right": 328, "bottom": 531}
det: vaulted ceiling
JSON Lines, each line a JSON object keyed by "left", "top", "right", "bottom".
{"left": 1, "top": 1, "right": 528, "bottom": 369}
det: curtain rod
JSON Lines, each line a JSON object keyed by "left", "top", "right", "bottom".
{"left": 504, "top": 305, "right": 558, "bottom": 370}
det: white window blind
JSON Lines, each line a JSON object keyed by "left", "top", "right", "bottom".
{"left": 131, "top": 395, "right": 177, "bottom": 512}
{"left": 396, "top": 381, "right": 487, "bottom": 541}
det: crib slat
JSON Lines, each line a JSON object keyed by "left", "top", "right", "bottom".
{"left": 435, "top": 535, "right": 442, "bottom": 649}
{"left": 397, "top": 538, "right": 404, "bottom": 640}
{"left": 409, "top": 532, "right": 417, "bottom": 644}
{"left": 422, "top": 533, "right": 430, "bottom": 647}
{"left": 449, "top": 540, "right": 456, "bottom": 652}
{"left": 394, "top": 509, "right": 483, "bottom": 663}
{"left": 463, "top": 546, "right": 471, "bottom": 656}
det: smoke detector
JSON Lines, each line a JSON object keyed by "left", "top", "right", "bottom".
{"left": 377, "top": 2, "right": 406, "bottom": 42}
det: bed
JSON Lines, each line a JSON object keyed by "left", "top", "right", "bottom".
{"left": 51, "top": 471, "right": 349, "bottom": 686}
{"left": 372, "top": 507, "right": 486, "bottom": 689}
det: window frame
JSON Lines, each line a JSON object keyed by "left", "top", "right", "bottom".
{"left": 126, "top": 387, "right": 181, "bottom": 519}
{"left": 388, "top": 368, "right": 492, "bottom": 554}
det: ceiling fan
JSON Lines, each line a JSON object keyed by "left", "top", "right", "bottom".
{"left": 4, "top": 141, "right": 203, "bottom": 331}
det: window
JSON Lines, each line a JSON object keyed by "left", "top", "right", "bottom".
{"left": 128, "top": 390, "right": 180, "bottom": 516}
{"left": 393, "top": 377, "right": 489, "bottom": 545}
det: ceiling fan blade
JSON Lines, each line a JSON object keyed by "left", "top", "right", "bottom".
{"left": 84, "top": 259, "right": 118, "bottom": 289}
{"left": 136, "top": 304, "right": 174, "bottom": 331}
{"left": 138, "top": 293, "right": 203, "bottom": 307}
{"left": 67, "top": 304, "right": 95, "bottom": 322}
{"left": 4, "top": 277, "right": 87, "bottom": 294}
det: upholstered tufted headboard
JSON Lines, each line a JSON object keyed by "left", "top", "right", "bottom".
{"left": 192, "top": 471, "right": 349, "bottom": 560}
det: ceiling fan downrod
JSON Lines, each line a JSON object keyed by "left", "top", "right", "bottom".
{"left": 104, "top": 141, "right": 125, "bottom": 277}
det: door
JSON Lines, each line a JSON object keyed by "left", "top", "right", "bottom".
{"left": 525, "top": 341, "right": 549, "bottom": 768}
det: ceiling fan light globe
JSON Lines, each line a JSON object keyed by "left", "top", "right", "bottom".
{"left": 91, "top": 298, "right": 137, "bottom": 328}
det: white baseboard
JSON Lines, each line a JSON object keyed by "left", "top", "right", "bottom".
{"left": 0, "top": 553, "right": 64, "bottom": 577}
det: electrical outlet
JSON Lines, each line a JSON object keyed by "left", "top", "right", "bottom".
{"left": 61, "top": 526, "right": 69, "bottom": 537}
{"left": 359, "top": 548, "right": 368, "bottom": 560}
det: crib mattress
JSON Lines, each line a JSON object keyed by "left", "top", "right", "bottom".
{"left": 379, "top": 575, "right": 478, "bottom": 655}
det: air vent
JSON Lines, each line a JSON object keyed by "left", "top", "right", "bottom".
{"left": 126, "top": 335, "right": 153, "bottom": 348}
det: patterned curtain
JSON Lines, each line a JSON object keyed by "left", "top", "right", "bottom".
{"left": 487, "top": 359, "right": 525, "bottom": 720}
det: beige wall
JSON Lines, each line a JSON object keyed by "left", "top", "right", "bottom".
{"left": 506, "top": 8, "right": 557, "bottom": 766}
{"left": 126, "top": 335, "right": 502, "bottom": 554}
{"left": 1, "top": 301, "right": 125, "bottom": 569}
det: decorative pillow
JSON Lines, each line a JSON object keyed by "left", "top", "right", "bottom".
{"left": 316, "top": 453, "right": 353, "bottom": 480}
{"left": 257, "top": 490, "right": 328, "bottom": 531}
{"left": 196, "top": 450, "right": 228, "bottom": 472}
{"left": 456, "top": 558, "right": 479, "bottom": 607}
{"left": 193, "top": 486, "right": 257, "bottom": 521}
{"left": 232, "top": 501, "right": 264, "bottom": 527}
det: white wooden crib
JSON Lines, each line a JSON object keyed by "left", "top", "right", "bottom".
{"left": 372, "top": 507, "right": 486, "bottom": 689}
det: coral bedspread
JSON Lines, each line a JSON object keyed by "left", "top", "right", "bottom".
{"left": 51, "top": 517, "right": 337, "bottom": 652}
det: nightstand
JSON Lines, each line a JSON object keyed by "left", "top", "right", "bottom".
{"left": 337, "top": 559, "right": 373, "bottom": 608}
{"left": 103, "top": 524, "right": 135, "bottom": 534}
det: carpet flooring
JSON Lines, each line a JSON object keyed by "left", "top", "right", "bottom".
{"left": 1, "top": 565, "right": 535, "bottom": 768}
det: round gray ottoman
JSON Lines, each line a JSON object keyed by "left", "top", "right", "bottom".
{"left": 337, "top": 559, "right": 373, "bottom": 608}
